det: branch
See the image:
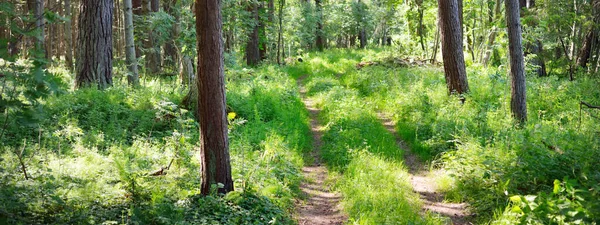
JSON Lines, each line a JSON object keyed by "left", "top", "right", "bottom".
{"left": 580, "top": 101, "right": 600, "bottom": 109}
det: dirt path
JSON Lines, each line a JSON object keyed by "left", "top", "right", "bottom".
{"left": 377, "top": 113, "right": 471, "bottom": 225}
{"left": 295, "top": 76, "right": 347, "bottom": 225}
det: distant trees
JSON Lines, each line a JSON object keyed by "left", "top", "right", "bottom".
{"left": 195, "top": 0, "right": 234, "bottom": 195}
{"left": 437, "top": 0, "right": 469, "bottom": 95}
{"left": 505, "top": 0, "right": 527, "bottom": 122}
{"left": 75, "top": 0, "right": 113, "bottom": 89}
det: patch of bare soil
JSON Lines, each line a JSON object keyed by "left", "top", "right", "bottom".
{"left": 295, "top": 75, "right": 347, "bottom": 225}
{"left": 377, "top": 113, "right": 472, "bottom": 225}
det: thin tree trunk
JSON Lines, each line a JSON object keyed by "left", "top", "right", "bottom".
{"left": 35, "top": 0, "right": 46, "bottom": 59}
{"left": 259, "top": 3, "right": 267, "bottom": 60}
{"left": 164, "top": 0, "right": 181, "bottom": 71}
{"left": 124, "top": 0, "right": 139, "bottom": 86}
{"left": 195, "top": 0, "right": 234, "bottom": 195}
{"left": 483, "top": 0, "right": 503, "bottom": 66}
{"left": 438, "top": 0, "right": 469, "bottom": 95}
{"left": 76, "top": 0, "right": 114, "bottom": 89}
{"left": 315, "top": 0, "right": 324, "bottom": 51}
{"left": 65, "top": 0, "right": 73, "bottom": 70}
{"left": 505, "top": 0, "right": 527, "bottom": 123}
{"left": 277, "top": 0, "right": 284, "bottom": 64}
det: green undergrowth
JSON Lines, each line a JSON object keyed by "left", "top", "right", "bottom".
{"left": 0, "top": 64, "right": 310, "bottom": 224}
{"left": 303, "top": 48, "right": 600, "bottom": 224}
{"left": 287, "top": 49, "right": 445, "bottom": 224}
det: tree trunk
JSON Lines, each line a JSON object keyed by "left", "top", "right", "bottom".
{"left": 195, "top": 0, "right": 234, "bottom": 195}
{"left": 438, "top": 0, "right": 469, "bottom": 95}
{"left": 483, "top": 0, "right": 503, "bottom": 66}
{"left": 144, "top": 0, "right": 160, "bottom": 74}
{"left": 76, "top": 0, "right": 114, "bottom": 89}
{"left": 164, "top": 0, "right": 181, "bottom": 71}
{"left": 277, "top": 0, "right": 284, "bottom": 64}
{"left": 520, "top": 0, "right": 547, "bottom": 77}
{"left": 181, "top": 56, "right": 197, "bottom": 118}
{"left": 315, "top": 0, "right": 324, "bottom": 51}
{"left": 246, "top": 2, "right": 261, "bottom": 66}
{"left": 505, "top": 0, "right": 527, "bottom": 123}
{"left": 577, "top": 0, "right": 599, "bottom": 69}
{"left": 124, "top": 0, "right": 139, "bottom": 86}
{"left": 65, "top": 0, "right": 73, "bottom": 70}
{"left": 259, "top": 3, "right": 267, "bottom": 60}
{"left": 34, "top": 0, "right": 46, "bottom": 59}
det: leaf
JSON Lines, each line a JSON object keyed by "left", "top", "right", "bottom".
{"left": 554, "top": 179, "right": 561, "bottom": 194}
{"left": 510, "top": 195, "right": 522, "bottom": 204}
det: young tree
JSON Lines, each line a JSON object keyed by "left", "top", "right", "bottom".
{"left": 505, "top": 0, "right": 527, "bottom": 123}
{"left": 438, "top": 0, "right": 469, "bottom": 95}
{"left": 76, "top": 0, "right": 113, "bottom": 89}
{"left": 195, "top": 0, "right": 234, "bottom": 195}
{"left": 124, "top": 0, "right": 139, "bottom": 86}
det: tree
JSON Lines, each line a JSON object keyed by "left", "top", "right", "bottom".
{"left": 124, "top": 0, "right": 139, "bottom": 86}
{"left": 195, "top": 0, "right": 234, "bottom": 195}
{"left": 505, "top": 0, "right": 527, "bottom": 123}
{"left": 75, "top": 0, "right": 113, "bottom": 89}
{"left": 438, "top": 0, "right": 469, "bottom": 95}
{"left": 576, "top": 0, "right": 599, "bottom": 69}
{"left": 315, "top": 0, "right": 324, "bottom": 51}
{"left": 64, "top": 0, "right": 73, "bottom": 70}
{"left": 246, "top": 1, "right": 261, "bottom": 66}
{"left": 521, "top": 0, "right": 547, "bottom": 77}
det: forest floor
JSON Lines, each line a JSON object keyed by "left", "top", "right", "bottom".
{"left": 377, "top": 113, "right": 472, "bottom": 225}
{"left": 295, "top": 75, "right": 347, "bottom": 225}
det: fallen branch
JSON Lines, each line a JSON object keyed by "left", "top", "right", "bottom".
{"left": 148, "top": 158, "right": 174, "bottom": 176}
{"left": 15, "top": 140, "right": 30, "bottom": 180}
{"left": 541, "top": 140, "right": 564, "bottom": 154}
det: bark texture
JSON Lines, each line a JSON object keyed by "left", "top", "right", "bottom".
{"left": 195, "top": 0, "right": 234, "bottom": 195}
{"left": 246, "top": 2, "right": 261, "bottom": 66}
{"left": 124, "top": 0, "right": 139, "bottom": 86}
{"left": 505, "top": 0, "right": 527, "bottom": 123}
{"left": 76, "top": 0, "right": 113, "bottom": 89}
{"left": 438, "top": 0, "right": 469, "bottom": 95}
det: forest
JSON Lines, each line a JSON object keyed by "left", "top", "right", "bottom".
{"left": 0, "top": 0, "right": 599, "bottom": 224}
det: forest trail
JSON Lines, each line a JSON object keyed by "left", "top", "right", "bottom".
{"left": 295, "top": 75, "right": 347, "bottom": 225}
{"left": 377, "top": 113, "right": 472, "bottom": 225}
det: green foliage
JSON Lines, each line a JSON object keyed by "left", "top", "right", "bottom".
{"left": 494, "top": 179, "right": 600, "bottom": 224}
{"left": 0, "top": 61, "right": 310, "bottom": 224}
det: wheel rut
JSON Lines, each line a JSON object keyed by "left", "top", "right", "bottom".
{"left": 295, "top": 75, "right": 347, "bottom": 225}
{"left": 377, "top": 113, "right": 472, "bottom": 225}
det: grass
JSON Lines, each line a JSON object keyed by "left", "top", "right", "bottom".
{"left": 287, "top": 49, "right": 445, "bottom": 224}
{"left": 288, "top": 47, "right": 600, "bottom": 224}
{"left": 0, "top": 64, "right": 311, "bottom": 224}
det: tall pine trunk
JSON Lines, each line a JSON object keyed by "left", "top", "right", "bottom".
{"left": 195, "top": 0, "right": 234, "bottom": 195}
{"left": 505, "top": 0, "right": 527, "bottom": 123}
{"left": 124, "top": 0, "right": 139, "bottom": 86}
{"left": 246, "top": 2, "right": 261, "bottom": 66}
{"left": 438, "top": 0, "right": 469, "bottom": 95}
{"left": 76, "top": 0, "right": 114, "bottom": 89}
